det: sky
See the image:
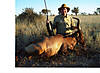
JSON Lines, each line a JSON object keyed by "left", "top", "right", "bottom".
{"left": 15, "top": 0, "right": 100, "bottom": 15}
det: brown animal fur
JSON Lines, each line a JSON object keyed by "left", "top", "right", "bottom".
{"left": 25, "top": 30, "right": 85, "bottom": 57}
{"left": 61, "top": 29, "right": 85, "bottom": 55}
{"left": 25, "top": 34, "right": 64, "bottom": 57}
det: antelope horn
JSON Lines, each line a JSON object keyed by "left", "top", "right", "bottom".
{"left": 72, "top": 17, "right": 80, "bottom": 30}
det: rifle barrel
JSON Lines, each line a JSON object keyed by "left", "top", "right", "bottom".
{"left": 44, "top": 0, "right": 48, "bottom": 20}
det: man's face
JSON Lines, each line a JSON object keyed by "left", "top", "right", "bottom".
{"left": 61, "top": 8, "right": 68, "bottom": 15}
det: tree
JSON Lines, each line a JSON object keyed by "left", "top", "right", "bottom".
{"left": 94, "top": 11, "right": 98, "bottom": 15}
{"left": 81, "top": 12, "right": 87, "bottom": 15}
{"left": 97, "top": 8, "right": 100, "bottom": 14}
{"left": 16, "top": 8, "right": 39, "bottom": 24}
{"left": 72, "top": 7, "right": 79, "bottom": 16}
{"left": 15, "top": 15, "right": 17, "bottom": 18}
{"left": 23, "top": 8, "right": 34, "bottom": 15}
{"left": 41, "top": 9, "right": 51, "bottom": 14}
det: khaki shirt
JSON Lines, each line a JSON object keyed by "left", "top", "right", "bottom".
{"left": 53, "top": 15, "right": 75, "bottom": 35}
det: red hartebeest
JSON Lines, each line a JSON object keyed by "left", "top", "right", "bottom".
{"left": 25, "top": 17, "right": 85, "bottom": 57}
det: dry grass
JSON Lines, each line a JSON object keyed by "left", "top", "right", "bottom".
{"left": 16, "top": 14, "right": 48, "bottom": 50}
{"left": 77, "top": 15, "right": 100, "bottom": 50}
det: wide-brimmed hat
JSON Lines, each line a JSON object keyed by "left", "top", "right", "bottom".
{"left": 58, "top": 4, "right": 70, "bottom": 12}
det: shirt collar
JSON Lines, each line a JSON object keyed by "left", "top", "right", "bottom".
{"left": 60, "top": 14, "right": 68, "bottom": 18}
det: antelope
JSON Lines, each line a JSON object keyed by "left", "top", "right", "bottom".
{"left": 25, "top": 17, "right": 85, "bottom": 57}
{"left": 25, "top": 34, "right": 64, "bottom": 57}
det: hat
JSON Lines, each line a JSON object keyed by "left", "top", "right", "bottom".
{"left": 58, "top": 4, "right": 70, "bottom": 12}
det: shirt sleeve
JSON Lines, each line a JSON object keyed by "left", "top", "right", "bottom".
{"left": 52, "top": 16, "right": 58, "bottom": 35}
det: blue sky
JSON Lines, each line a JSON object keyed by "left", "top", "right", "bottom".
{"left": 16, "top": 0, "right": 100, "bottom": 15}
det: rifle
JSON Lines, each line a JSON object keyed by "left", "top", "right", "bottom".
{"left": 44, "top": 0, "right": 54, "bottom": 36}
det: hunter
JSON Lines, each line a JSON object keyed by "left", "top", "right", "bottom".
{"left": 47, "top": 4, "right": 79, "bottom": 36}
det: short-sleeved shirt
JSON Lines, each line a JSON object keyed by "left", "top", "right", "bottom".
{"left": 52, "top": 15, "right": 75, "bottom": 35}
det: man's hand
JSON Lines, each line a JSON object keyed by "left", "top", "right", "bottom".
{"left": 46, "top": 20, "right": 49, "bottom": 24}
{"left": 71, "top": 26, "right": 75, "bottom": 30}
